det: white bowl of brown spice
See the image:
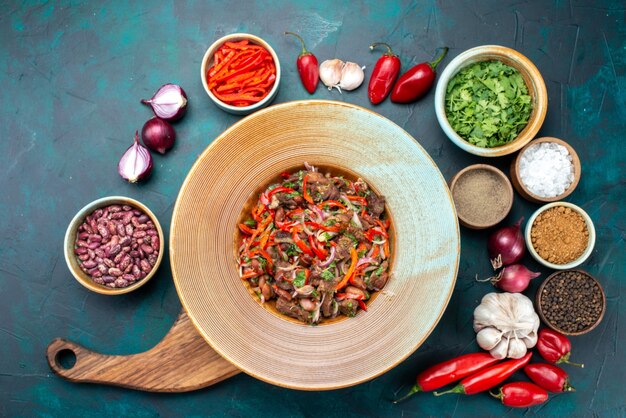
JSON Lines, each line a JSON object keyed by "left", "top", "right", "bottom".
{"left": 525, "top": 202, "right": 596, "bottom": 270}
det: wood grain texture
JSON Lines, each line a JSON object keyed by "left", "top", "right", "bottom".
{"left": 46, "top": 311, "right": 240, "bottom": 392}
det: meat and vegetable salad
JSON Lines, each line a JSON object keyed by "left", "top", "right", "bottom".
{"left": 238, "top": 164, "right": 391, "bottom": 324}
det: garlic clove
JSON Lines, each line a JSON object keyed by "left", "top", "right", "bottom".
{"left": 339, "top": 62, "right": 365, "bottom": 91}
{"left": 319, "top": 59, "right": 344, "bottom": 91}
{"left": 490, "top": 338, "right": 510, "bottom": 360}
{"left": 522, "top": 330, "right": 538, "bottom": 348}
{"left": 507, "top": 337, "right": 528, "bottom": 359}
{"left": 476, "top": 327, "right": 502, "bottom": 351}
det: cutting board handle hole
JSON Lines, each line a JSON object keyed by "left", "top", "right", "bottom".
{"left": 55, "top": 348, "right": 77, "bottom": 370}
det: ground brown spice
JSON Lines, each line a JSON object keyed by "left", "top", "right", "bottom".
{"left": 531, "top": 206, "right": 589, "bottom": 264}
{"left": 452, "top": 169, "right": 510, "bottom": 225}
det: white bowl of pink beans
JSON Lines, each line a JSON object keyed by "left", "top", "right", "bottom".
{"left": 64, "top": 196, "right": 164, "bottom": 295}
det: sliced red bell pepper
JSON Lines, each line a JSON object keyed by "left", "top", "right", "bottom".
{"left": 291, "top": 228, "right": 314, "bottom": 256}
{"left": 249, "top": 248, "right": 274, "bottom": 271}
{"left": 266, "top": 186, "right": 296, "bottom": 200}
{"left": 335, "top": 247, "right": 358, "bottom": 290}
{"left": 317, "top": 200, "right": 347, "bottom": 210}
{"left": 308, "top": 235, "right": 328, "bottom": 259}
{"left": 239, "top": 223, "right": 255, "bottom": 235}
{"left": 240, "top": 270, "right": 260, "bottom": 280}
{"left": 358, "top": 300, "right": 368, "bottom": 311}
{"left": 302, "top": 174, "right": 314, "bottom": 204}
{"left": 346, "top": 195, "right": 368, "bottom": 205}
{"left": 305, "top": 221, "right": 341, "bottom": 233}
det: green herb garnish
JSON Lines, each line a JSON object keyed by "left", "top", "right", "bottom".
{"left": 244, "top": 219, "right": 257, "bottom": 227}
{"left": 321, "top": 270, "right": 335, "bottom": 281}
{"left": 286, "top": 191, "right": 301, "bottom": 198}
{"left": 286, "top": 244, "right": 301, "bottom": 256}
{"left": 293, "top": 270, "right": 307, "bottom": 287}
{"left": 445, "top": 60, "right": 532, "bottom": 148}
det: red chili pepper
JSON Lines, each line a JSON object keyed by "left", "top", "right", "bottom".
{"left": 524, "top": 363, "right": 575, "bottom": 393}
{"left": 368, "top": 42, "right": 401, "bottom": 104}
{"left": 435, "top": 352, "right": 532, "bottom": 396}
{"left": 302, "top": 174, "right": 314, "bottom": 204}
{"left": 390, "top": 47, "right": 448, "bottom": 103}
{"left": 284, "top": 31, "right": 319, "bottom": 94}
{"left": 393, "top": 353, "right": 500, "bottom": 403}
{"left": 490, "top": 382, "right": 548, "bottom": 408}
{"left": 536, "top": 329, "right": 584, "bottom": 367}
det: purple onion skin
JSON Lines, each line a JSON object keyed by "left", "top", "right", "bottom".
{"left": 488, "top": 218, "right": 525, "bottom": 268}
{"left": 141, "top": 83, "right": 188, "bottom": 121}
{"left": 494, "top": 264, "right": 541, "bottom": 293}
{"left": 141, "top": 117, "right": 176, "bottom": 154}
{"left": 118, "top": 131, "right": 153, "bottom": 183}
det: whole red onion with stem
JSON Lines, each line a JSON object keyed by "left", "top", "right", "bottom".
{"left": 478, "top": 264, "right": 541, "bottom": 293}
{"left": 141, "top": 83, "right": 188, "bottom": 121}
{"left": 488, "top": 218, "right": 525, "bottom": 269}
{"left": 118, "top": 131, "right": 153, "bottom": 183}
{"left": 141, "top": 117, "right": 176, "bottom": 154}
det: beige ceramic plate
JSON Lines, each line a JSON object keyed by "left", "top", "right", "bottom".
{"left": 170, "top": 100, "right": 460, "bottom": 390}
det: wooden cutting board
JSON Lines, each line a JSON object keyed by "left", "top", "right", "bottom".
{"left": 46, "top": 310, "right": 241, "bottom": 392}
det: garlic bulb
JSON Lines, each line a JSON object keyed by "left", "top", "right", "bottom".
{"left": 319, "top": 59, "right": 366, "bottom": 92}
{"left": 319, "top": 59, "right": 344, "bottom": 91}
{"left": 473, "top": 292, "right": 540, "bottom": 359}
{"left": 339, "top": 62, "right": 365, "bottom": 91}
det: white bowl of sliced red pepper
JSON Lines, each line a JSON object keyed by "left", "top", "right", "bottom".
{"left": 201, "top": 33, "right": 281, "bottom": 115}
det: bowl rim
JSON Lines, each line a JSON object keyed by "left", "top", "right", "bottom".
{"left": 64, "top": 195, "right": 164, "bottom": 295}
{"left": 449, "top": 163, "right": 513, "bottom": 229}
{"left": 200, "top": 33, "right": 281, "bottom": 114}
{"left": 524, "top": 201, "right": 596, "bottom": 270}
{"left": 535, "top": 269, "right": 606, "bottom": 335}
{"left": 434, "top": 45, "right": 548, "bottom": 157}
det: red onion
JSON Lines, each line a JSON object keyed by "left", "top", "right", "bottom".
{"left": 356, "top": 257, "right": 377, "bottom": 268}
{"left": 141, "top": 83, "right": 188, "bottom": 121}
{"left": 319, "top": 246, "right": 336, "bottom": 267}
{"left": 141, "top": 117, "right": 176, "bottom": 154}
{"left": 488, "top": 218, "right": 525, "bottom": 269}
{"left": 492, "top": 264, "right": 541, "bottom": 293}
{"left": 118, "top": 131, "right": 153, "bottom": 183}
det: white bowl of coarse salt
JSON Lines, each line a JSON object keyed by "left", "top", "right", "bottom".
{"left": 510, "top": 137, "right": 581, "bottom": 203}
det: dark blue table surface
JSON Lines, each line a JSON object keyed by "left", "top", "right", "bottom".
{"left": 1, "top": 1, "right": 624, "bottom": 417}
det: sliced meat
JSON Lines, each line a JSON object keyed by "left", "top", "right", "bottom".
{"left": 306, "top": 172, "right": 339, "bottom": 202}
{"left": 317, "top": 276, "right": 340, "bottom": 293}
{"left": 276, "top": 297, "right": 310, "bottom": 322}
{"left": 275, "top": 207, "right": 285, "bottom": 223}
{"left": 345, "top": 286, "right": 366, "bottom": 299}
{"left": 333, "top": 213, "right": 352, "bottom": 230}
{"left": 366, "top": 261, "right": 389, "bottom": 291}
{"left": 321, "top": 293, "right": 338, "bottom": 318}
{"left": 366, "top": 192, "right": 386, "bottom": 217}
{"left": 277, "top": 193, "right": 303, "bottom": 209}
{"left": 349, "top": 275, "right": 367, "bottom": 291}
{"left": 273, "top": 285, "right": 293, "bottom": 300}
{"left": 334, "top": 235, "right": 353, "bottom": 260}
{"left": 338, "top": 299, "right": 359, "bottom": 317}
{"left": 346, "top": 224, "right": 366, "bottom": 243}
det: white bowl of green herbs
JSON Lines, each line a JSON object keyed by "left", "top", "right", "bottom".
{"left": 434, "top": 45, "right": 547, "bottom": 157}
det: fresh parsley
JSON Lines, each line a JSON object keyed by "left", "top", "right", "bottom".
{"left": 445, "top": 60, "right": 532, "bottom": 148}
{"left": 293, "top": 270, "right": 307, "bottom": 287}
{"left": 244, "top": 219, "right": 257, "bottom": 227}
{"left": 286, "top": 244, "right": 301, "bottom": 256}
{"left": 321, "top": 270, "right": 335, "bottom": 281}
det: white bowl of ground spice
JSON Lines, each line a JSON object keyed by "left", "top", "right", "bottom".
{"left": 526, "top": 202, "right": 596, "bottom": 270}
{"left": 450, "top": 164, "right": 514, "bottom": 229}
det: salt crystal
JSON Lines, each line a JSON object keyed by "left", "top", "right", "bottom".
{"left": 519, "top": 142, "right": 574, "bottom": 198}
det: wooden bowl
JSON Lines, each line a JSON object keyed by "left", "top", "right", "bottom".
{"left": 536, "top": 269, "right": 606, "bottom": 336}
{"left": 434, "top": 45, "right": 547, "bottom": 157}
{"left": 449, "top": 164, "right": 513, "bottom": 229}
{"left": 510, "top": 137, "right": 582, "bottom": 203}
{"left": 525, "top": 201, "right": 596, "bottom": 270}
{"left": 170, "top": 100, "right": 460, "bottom": 390}
{"left": 201, "top": 33, "right": 281, "bottom": 115}
{"left": 64, "top": 196, "right": 164, "bottom": 295}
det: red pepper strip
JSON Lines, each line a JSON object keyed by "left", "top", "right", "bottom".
{"left": 258, "top": 232, "right": 270, "bottom": 250}
{"left": 224, "top": 40, "right": 249, "bottom": 48}
{"left": 291, "top": 228, "right": 314, "bottom": 256}
{"left": 308, "top": 235, "right": 328, "bottom": 259}
{"left": 251, "top": 203, "right": 267, "bottom": 222}
{"left": 370, "top": 245, "right": 380, "bottom": 259}
{"left": 284, "top": 31, "right": 319, "bottom": 94}
{"left": 276, "top": 220, "right": 298, "bottom": 231}
{"left": 267, "top": 186, "right": 296, "bottom": 200}
{"left": 383, "top": 240, "right": 390, "bottom": 259}
{"left": 434, "top": 352, "right": 532, "bottom": 396}
{"left": 305, "top": 221, "right": 341, "bottom": 233}
{"left": 368, "top": 42, "right": 401, "bottom": 105}
{"left": 209, "top": 50, "right": 263, "bottom": 85}
{"left": 317, "top": 200, "right": 347, "bottom": 210}
{"left": 490, "top": 382, "right": 548, "bottom": 408}
{"left": 304, "top": 268, "right": 311, "bottom": 285}
{"left": 209, "top": 50, "right": 236, "bottom": 78}
{"left": 240, "top": 270, "right": 260, "bottom": 280}
{"left": 356, "top": 242, "right": 368, "bottom": 256}
{"left": 393, "top": 352, "right": 501, "bottom": 403}
{"left": 524, "top": 363, "right": 575, "bottom": 393}
{"left": 286, "top": 208, "right": 304, "bottom": 218}
{"left": 302, "top": 174, "right": 314, "bottom": 204}
{"left": 391, "top": 47, "right": 448, "bottom": 104}
{"left": 346, "top": 195, "right": 368, "bottom": 205}
{"left": 247, "top": 215, "right": 273, "bottom": 250}
{"left": 249, "top": 249, "right": 274, "bottom": 272}
{"left": 335, "top": 247, "right": 358, "bottom": 290}
{"left": 280, "top": 171, "right": 291, "bottom": 179}
{"left": 357, "top": 300, "right": 368, "bottom": 311}
{"left": 215, "top": 52, "right": 266, "bottom": 83}
{"left": 239, "top": 223, "right": 255, "bottom": 235}
{"left": 536, "top": 329, "right": 584, "bottom": 367}
{"left": 212, "top": 90, "right": 265, "bottom": 104}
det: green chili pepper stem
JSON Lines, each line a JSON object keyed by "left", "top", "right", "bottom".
{"left": 433, "top": 384, "right": 465, "bottom": 396}
{"left": 369, "top": 42, "right": 394, "bottom": 56}
{"left": 557, "top": 352, "right": 584, "bottom": 368}
{"left": 564, "top": 381, "right": 576, "bottom": 392}
{"left": 392, "top": 384, "right": 422, "bottom": 404}
{"left": 429, "top": 47, "right": 449, "bottom": 70}
{"left": 489, "top": 389, "right": 503, "bottom": 400}
{"left": 284, "top": 31, "right": 308, "bottom": 56}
